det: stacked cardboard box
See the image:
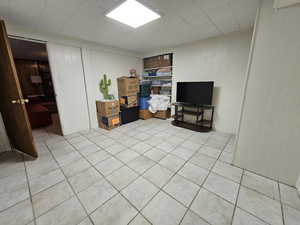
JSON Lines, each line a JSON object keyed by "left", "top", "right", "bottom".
{"left": 96, "top": 100, "right": 120, "bottom": 130}
{"left": 117, "top": 77, "right": 139, "bottom": 108}
{"left": 153, "top": 109, "right": 171, "bottom": 120}
{"left": 139, "top": 109, "right": 153, "bottom": 120}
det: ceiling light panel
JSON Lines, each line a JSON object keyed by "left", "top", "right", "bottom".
{"left": 106, "top": 0, "right": 161, "bottom": 28}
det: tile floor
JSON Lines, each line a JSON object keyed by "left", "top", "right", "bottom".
{"left": 1, "top": 118, "right": 300, "bottom": 225}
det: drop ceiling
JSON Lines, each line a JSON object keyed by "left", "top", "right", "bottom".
{"left": 0, "top": 0, "right": 260, "bottom": 53}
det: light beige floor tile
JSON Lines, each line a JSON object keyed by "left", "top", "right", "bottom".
{"left": 180, "top": 141, "right": 202, "bottom": 151}
{"left": 27, "top": 159, "right": 59, "bottom": 180}
{"left": 190, "top": 152, "right": 216, "bottom": 170}
{"left": 204, "top": 173, "right": 239, "bottom": 203}
{"left": 29, "top": 169, "right": 65, "bottom": 195}
{"left": 242, "top": 171, "right": 279, "bottom": 200}
{"left": 96, "top": 138, "right": 115, "bottom": 148}
{"left": 159, "top": 154, "right": 185, "bottom": 172}
{"left": 105, "top": 143, "right": 126, "bottom": 155}
{"left": 135, "top": 132, "right": 152, "bottom": 141}
{"left": 120, "top": 137, "right": 140, "bottom": 147}
{"left": 191, "top": 188, "right": 234, "bottom": 225}
{"left": 36, "top": 196, "right": 86, "bottom": 225}
{"left": 77, "top": 179, "right": 117, "bottom": 213}
{"left": 142, "top": 191, "right": 186, "bottom": 225}
{"left": 129, "top": 214, "right": 151, "bottom": 225}
{"left": 95, "top": 157, "right": 123, "bottom": 176}
{"left": 164, "top": 174, "right": 199, "bottom": 207}
{"left": 77, "top": 144, "right": 101, "bottom": 156}
{"left": 219, "top": 151, "right": 233, "bottom": 164}
{"left": 156, "top": 142, "right": 177, "bottom": 153}
{"left": 171, "top": 147, "right": 196, "bottom": 160}
{"left": 0, "top": 199, "right": 33, "bottom": 225}
{"left": 212, "top": 161, "right": 243, "bottom": 183}
{"left": 0, "top": 171, "right": 29, "bottom": 211}
{"left": 86, "top": 150, "right": 110, "bottom": 165}
{"left": 205, "top": 139, "right": 226, "bottom": 149}
{"left": 73, "top": 140, "right": 94, "bottom": 149}
{"left": 128, "top": 156, "right": 156, "bottom": 174}
{"left": 77, "top": 217, "right": 93, "bottom": 225}
{"left": 55, "top": 151, "right": 83, "bottom": 167}
{"left": 143, "top": 148, "right": 167, "bottom": 162}
{"left": 237, "top": 186, "right": 283, "bottom": 225}
{"left": 68, "top": 136, "right": 88, "bottom": 144}
{"left": 283, "top": 205, "right": 300, "bottom": 225}
{"left": 198, "top": 146, "right": 222, "bottom": 159}
{"left": 131, "top": 142, "right": 152, "bottom": 154}
{"left": 33, "top": 180, "right": 74, "bottom": 217}
{"left": 115, "top": 149, "right": 140, "bottom": 163}
{"left": 166, "top": 136, "right": 185, "bottom": 145}
{"left": 106, "top": 166, "right": 139, "bottom": 190}
{"left": 68, "top": 167, "right": 103, "bottom": 193}
{"left": 280, "top": 183, "right": 300, "bottom": 210}
{"left": 232, "top": 208, "right": 268, "bottom": 225}
{"left": 122, "top": 177, "right": 159, "bottom": 210}
{"left": 181, "top": 210, "right": 210, "bottom": 225}
{"left": 0, "top": 152, "right": 25, "bottom": 179}
{"left": 91, "top": 194, "right": 138, "bottom": 225}
{"left": 143, "top": 164, "right": 174, "bottom": 188}
{"left": 178, "top": 162, "right": 209, "bottom": 186}
{"left": 144, "top": 136, "right": 164, "bottom": 146}
{"left": 61, "top": 158, "right": 90, "bottom": 177}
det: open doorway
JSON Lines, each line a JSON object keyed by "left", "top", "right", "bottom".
{"left": 9, "top": 38, "right": 62, "bottom": 136}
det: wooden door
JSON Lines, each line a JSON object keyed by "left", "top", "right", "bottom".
{"left": 0, "top": 20, "right": 37, "bottom": 158}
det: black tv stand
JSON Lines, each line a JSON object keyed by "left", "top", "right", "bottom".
{"left": 171, "top": 102, "right": 214, "bottom": 132}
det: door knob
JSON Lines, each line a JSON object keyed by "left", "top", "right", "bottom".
{"left": 11, "top": 99, "right": 20, "bottom": 104}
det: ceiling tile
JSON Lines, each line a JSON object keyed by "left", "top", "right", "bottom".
{"left": 2, "top": 0, "right": 259, "bottom": 53}
{"left": 205, "top": 3, "right": 240, "bottom": 34}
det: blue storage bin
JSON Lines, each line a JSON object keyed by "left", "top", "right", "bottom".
{"left": 139, "top": 97, "right": 151, "bottom": 110}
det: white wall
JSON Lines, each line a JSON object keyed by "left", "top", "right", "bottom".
{"left": 0, "top": 113, "right": 11, "bottom": 153}
{"left": 145, "top": 31, "right": 252, "bottom": 134}
{"left": 6, "top": 24, "right": 142, "bottom": 133}
{"left": 82, "top": 49, "right": 141, "bottom": 129}
{"left": 234, "top": 0, "right": 300, "bottom": 186}
{"left": 47, "top": 43, "right": 90, "bottom": 135}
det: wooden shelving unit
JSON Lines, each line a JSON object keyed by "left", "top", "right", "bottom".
{"left": 142, "top": 53, "right": 173, "bottom": 108}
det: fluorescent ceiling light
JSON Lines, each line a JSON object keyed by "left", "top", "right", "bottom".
{"left": 106, "top": 0, "right": 161, "bottom": 28}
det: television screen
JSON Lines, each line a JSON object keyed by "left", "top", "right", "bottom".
{"left": 176, "top": 82, "right": 214, "bottom": 105}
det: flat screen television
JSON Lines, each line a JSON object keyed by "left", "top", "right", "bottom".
{"left": 176, "top": 82, "right": 214, "bottom": 105}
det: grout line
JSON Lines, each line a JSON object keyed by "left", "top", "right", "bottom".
{"left": 278, "top": 183, "right": 286, "bottom": 225}
{"left": 230, "top": 169, "right": 244, "bottom": 225}
{"left": 23, "top": 156, "right": 38, "bottom": 225}
{"left": 44, "top": 141, "right": 96, "bottom": 225}
{"left": 178, "top": 137, "right": 227, "bottom": 225}
{"left": 28, "top": 125, "right": 253, "bottom": 225}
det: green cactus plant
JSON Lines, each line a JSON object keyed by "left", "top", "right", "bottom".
{"left": 99, "top": 74, "right": 114, "bottom": 100}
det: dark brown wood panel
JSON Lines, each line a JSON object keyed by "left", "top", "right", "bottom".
{"left": 0, "top": 20, "right": 37, "bottom": 158}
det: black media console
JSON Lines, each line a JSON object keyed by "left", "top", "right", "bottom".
{"left": 171, "top": 102, "right": 214, "bottom": 132}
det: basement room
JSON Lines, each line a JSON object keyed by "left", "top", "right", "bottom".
{"left": 0, "top": 0, "right": 299, "bottom": 225}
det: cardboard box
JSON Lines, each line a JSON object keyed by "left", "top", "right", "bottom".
{"left": 117, "top": 77, "right": 139, "bottom": 96}
{"left": 152, "top": 86, "right": 161, "bottom": 94}
{"left": 119, "top": 95, "right": 138, "bottom": 108}
{"left": 97, "top": 114, "right": 120, "bottom": 130}
{"left": 139, "top": 110, "right": 153, "bottom": 120}
{"left": 153, "top": 109, "right": 171, "bottom": 119}
{"left": 96, "top": 100, "right": 120, "bottom": 117}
